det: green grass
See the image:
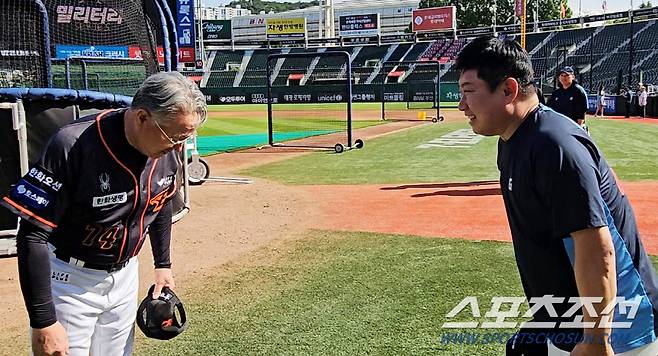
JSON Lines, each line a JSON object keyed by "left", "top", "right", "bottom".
{"left": 134, "top": 231, "right": 525, "bottom": 355}
{"left": 133, "top": 230, "right": 658, "bottom": 355}
{"left": 242, "top": 122, "right": 500, "bottom": 184}
{"left": 130, "top": 118, "right": 658, "bottom": 355}
{"left": 240, "top": 119, "right": 658, "bottom": 185}
{"left": 587, "top": 119, "right": 658, "bottom": 181}
{"left": 198, "top": 117, "right": 267, "bottom": 136}
{"left": 51, "top": 63, "right": 146, "bottom": 96}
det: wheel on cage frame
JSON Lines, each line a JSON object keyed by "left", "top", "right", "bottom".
{"left": 187, "top": 157, "right": 210, "bottom": 185}
{"left": 334, "top": 143, "right": 345, "bottom": 154}
{"left": 354, "top": 139, "right": 364, "bottom": 149}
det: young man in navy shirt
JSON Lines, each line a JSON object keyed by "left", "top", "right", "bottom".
{"left": 455, "top": 36, "right": 658, "bottom": 356}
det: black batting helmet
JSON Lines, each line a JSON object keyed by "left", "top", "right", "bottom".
{"left": 136, "top": 285, "right": 188, "bottom": 340}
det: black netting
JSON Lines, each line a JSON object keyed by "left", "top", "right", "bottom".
{"left": 0, "top": 0, "right": 50, "bottom": 87}
{"left": 1, "top": 0, "right": 159, "bottom": 95}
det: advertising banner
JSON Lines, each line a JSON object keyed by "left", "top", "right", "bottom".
{"left": 342, "top": 36, "right": 378, "bottom": 45}
{"left": 515, "top": 0, "right": 525, "bottom": 18}
{"left": 130, "top": 46, "right": 191, "bottom": 65}
{"left": 266, "top": 18, "right": 306, "bottom": 39}
{"left": 497, "top": 24, "right": 521, "bottom": 33}
{"left": 412, "top": 6, "right": 456, "bottom": 32}
{"left": 170, "top": 0, "right": 196, "bottom": 62}
{"left": 339, "top": 14, "right": 379, "bottom": 37}
{"left": 202, "top": 20, "right": 232, "bottom": 40}
{"left": 633, "top": 6, "right": 658, "bottom": 17}
{"left": 587, "top": 95, "right": 617, "bottom": 115}
{"left": 457, "top": 27, "right": 494, "bottom": 37}
{"left": 55, "top": 44, "right": 128, "bottom": 58}
{"left": 380, "top": 33, "right": 415, "bottom": 43}
{"left": 584, "top": 10, "right": 627, "bottom": 23}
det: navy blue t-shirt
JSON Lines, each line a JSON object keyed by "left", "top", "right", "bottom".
{"left": 547, "top": 82, "right": 588, "bottom": 122}
{"left": 497, "top": 105, "right": 658, "bottom": 353}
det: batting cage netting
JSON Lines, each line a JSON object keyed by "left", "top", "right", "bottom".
{"left": 0, "top": 0, "right": 180, "bottom": 255}
{"left": 265, "top": 50, "right": 363, "bottom": 153}
{"left": 380, "top": 61, "right": 443, "bottom": 123}
{"left": 0, "top": 0, "right": 159, "bottom": 95}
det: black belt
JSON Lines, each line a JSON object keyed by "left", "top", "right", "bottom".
{"left": 54, "top": 251, "right": 130, "bottom": 273}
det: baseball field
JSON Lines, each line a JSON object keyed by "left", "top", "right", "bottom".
{"left": 0, "top": 106, "right": 657, "bottom": 355}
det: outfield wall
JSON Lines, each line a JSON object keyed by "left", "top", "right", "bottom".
{"left": 586, "top": 95, "right": 658, "bottom": 117}
{"left": 201, "top": 83, "right": 462, "bottom": 105}
{"left": 202, "top": 84, "right": 657, "bottom": 117}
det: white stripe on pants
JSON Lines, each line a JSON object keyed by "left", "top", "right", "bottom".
{"left": 31, "top": 250, "right": 139, "bottom": 356}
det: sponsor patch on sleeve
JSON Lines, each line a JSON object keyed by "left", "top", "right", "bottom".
{"left": 26, "top": 167, "right": 64, "bottom": 193}
{"left": 10, "top": 180, "right": 52, "bottom": 210}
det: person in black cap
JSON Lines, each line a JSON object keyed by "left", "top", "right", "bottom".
{"left": 547, "top": 66, "right": 589, "bottom": 130}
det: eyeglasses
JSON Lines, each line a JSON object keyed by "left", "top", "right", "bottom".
{"left": 152, "top": 116, "right": 193, "bottom": 146}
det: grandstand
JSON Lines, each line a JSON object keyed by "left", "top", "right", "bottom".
{"left": 202, "top": 17, "right": 658, "bottom": 101}
{"left": 527, "top": 20, "right": 658, "bottom": 93}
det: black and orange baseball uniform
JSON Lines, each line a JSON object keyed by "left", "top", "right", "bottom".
{"left": 2, "top": 109, "right": 179, "bottom": 354}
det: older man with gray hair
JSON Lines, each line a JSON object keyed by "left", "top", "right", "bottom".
{"left": 1, "top": 71, "right": 207, "bottom": 356}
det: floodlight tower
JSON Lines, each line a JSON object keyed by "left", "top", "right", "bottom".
{"left": 319, "top": 0, "right": 335, "bottom": 38}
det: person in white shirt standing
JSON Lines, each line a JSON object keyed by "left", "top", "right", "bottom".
{"left": 638, "top": 85, "right": 648, "bottom": 118}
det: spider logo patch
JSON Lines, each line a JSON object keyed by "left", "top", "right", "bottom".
{"left": 99, "top": 173, "right": 111, "bottom": 192}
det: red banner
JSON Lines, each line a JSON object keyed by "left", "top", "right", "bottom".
{"left": 178, "top": 47, "right": 195, "bottom": 63}
{"left": 129, "top": 46, "right": 195, "bottom": 64}
{"left": 129, "top": 46, "right": 164, "bottom": 65}
{"left": 412, "top": 6, "right": 455, "bottom": 32}
{"left": 515, "top": 0, "right": 526, "bottom": 18}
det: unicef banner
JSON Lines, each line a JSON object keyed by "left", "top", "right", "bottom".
{"left": 55, "top": 44, "right": 129, "bottom": 58}
{"left": 202, "top": 20, "right": 232, "bottom": 40}
{"left": 202, "top": 83, "right": 462, "bottom": 105}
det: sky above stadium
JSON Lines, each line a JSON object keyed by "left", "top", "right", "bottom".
{"left": 568, "top": 0, "right": 635, "bottom": 15}
{"left": 202, "top": 0, "right": 641, "bottom": 16}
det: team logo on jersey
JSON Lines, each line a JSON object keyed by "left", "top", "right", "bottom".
{"left": 149, "top": 188, "right": 173, "bottom": 212}
{"left": 99, "top": 173, "right": 111, "bottom": 192}
{"left": 157, "top": 175, "right": 174, "bottom": 187}
{"left": 92, "top": 192, "right": 127, "bottom": 207}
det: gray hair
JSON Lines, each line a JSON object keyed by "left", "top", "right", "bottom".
{"left": 131, "top": 71, "right": 207, "bottom": 128}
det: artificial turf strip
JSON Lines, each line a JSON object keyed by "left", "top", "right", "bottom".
{"left": 197, "top": 117, "right": 383, "bottom": 137}
{"left": 196, "top": 118, "right": 384, "bottom": 154}
{"left": 197, "top": 131, "right": 335, "bottom": 155}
